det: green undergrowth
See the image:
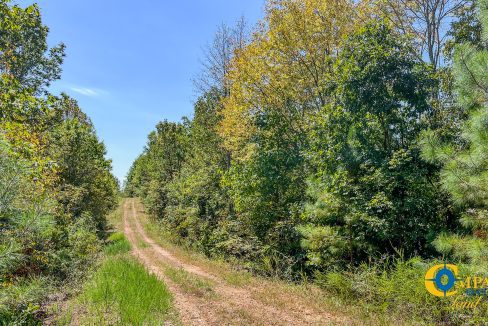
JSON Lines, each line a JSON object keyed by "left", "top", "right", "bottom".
{"left": 0, "top": 277, "right": 53, "bottom": 326}
{"left": 142, "top": 211, "right": 488, "bottom": 325}
{"left": 315, "top": 257, "right": 488, "bottom": 325}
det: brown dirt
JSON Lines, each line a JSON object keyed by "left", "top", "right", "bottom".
{"left": 123, "top": 198, "right": 344, "bottom": 326}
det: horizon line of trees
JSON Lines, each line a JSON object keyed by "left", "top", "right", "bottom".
{"left": 126, "top": 0, "right": 487, "bottom": 280}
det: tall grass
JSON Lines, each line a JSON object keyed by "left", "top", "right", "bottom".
{"left": 80, "top": 257, "right": 173, "bottom": 325}
{"left": 315, "top": 257, "right": 488, "bottom": 325}
{"left": 57, "top": 233, "right": 175, "bottom": 325}
{"left": 104, "top": 232, "right": 131, "bottom": 256}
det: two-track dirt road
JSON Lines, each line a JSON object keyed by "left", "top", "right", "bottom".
{"left": 122, "top": 198, "right": 345, "bottom": 326}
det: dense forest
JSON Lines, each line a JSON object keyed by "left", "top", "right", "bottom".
{"left": 0, "top": 1, "right": 118, "bottom": 323}
{"left": 125, "top": 0, "right": 488, "bottom": 323}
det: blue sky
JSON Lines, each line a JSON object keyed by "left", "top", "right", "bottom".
{"left": 18, "top": 0, "right": 264, "bottom": 182}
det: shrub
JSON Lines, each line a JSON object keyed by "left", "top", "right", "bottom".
{"left": 0, "top": 276, "right": 51, "bottom": 325}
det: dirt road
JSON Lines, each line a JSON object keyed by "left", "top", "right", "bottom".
{"left": 123, "top": 198, "right": 343, "bottom": 326}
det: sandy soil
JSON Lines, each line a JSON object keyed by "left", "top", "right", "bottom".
{"left": 123, "top": 198, "right": 343, "bottom": 326}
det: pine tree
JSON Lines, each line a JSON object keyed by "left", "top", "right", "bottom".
{"left": 422, "top": 0, "right": 488, "bottom": 271}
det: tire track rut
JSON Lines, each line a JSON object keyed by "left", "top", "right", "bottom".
{"left": 123, "top": 198, "right": 339, "bottom": 326}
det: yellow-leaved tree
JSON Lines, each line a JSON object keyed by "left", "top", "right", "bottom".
{"left": 220, "top": 0, "right": 375, "bottom": 158}
{"left": 216, "top": 0, "right": 379, "bottom": 273}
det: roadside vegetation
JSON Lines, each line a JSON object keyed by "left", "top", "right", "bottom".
{"left": 56, "top": 231, "right": 175, "bottom": 325}
{"left": 0, "top": 1, "right": 118, "bottom": 323}
{"left": 1, "top": 0, "right": 487, "bottom": 324}
{"left": 132, "top": 198, "right": 451, "bottom": 325}
{"left": 125, "top": 0, "right": 488, "bottom": 324}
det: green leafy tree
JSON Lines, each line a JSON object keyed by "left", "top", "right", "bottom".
{"left": 224, "top": 106, "right": 306, "bottom": 266}
{"left": 0, "top": 0, "right": 65, "bottom": 94}
{"left": 50, "top": 115, "right": 118, "bottom": 233}
{"left": 0, "top": 0, "right": 65, "bottom": 187}
{"left": 125, "top": 153, "right": 150, "bottom": 198}
{"left": 0, "top": 1, "right": 117, "bottom": 322}
{"left": 303, "top": 22, "right": 451, "bottom": 268}
{"left": 445, "top": 0, "right": 486, "bottom": 56}
{"left": 126, "top": 16, "right": 249, "bottom": 254}
{"left": 126, "top": 121, "right": 188, "bottom": 219}
{"left": 164, "top": 89, "right": 233, "bottom": 253}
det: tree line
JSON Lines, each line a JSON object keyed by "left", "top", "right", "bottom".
{"left": 0, "top": 1, "right": 118, "bottom": 323}
{"left": 126, "top": 0, "right": 487, "bottom": 284}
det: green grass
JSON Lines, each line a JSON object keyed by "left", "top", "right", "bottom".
{"left": 315, "top": 257, "right": 488, "bottom": 325}
{"left": 56, "top": 233, "right": 177, "bottom": 325}
{"left": 164, "top": 266, "right": 215, "bottom": 297}
{"left": 79, "top": 257, "right": 173, "bottom": 325}
{"left": 104, "top": 232, "right": 131, "bottom": 256}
